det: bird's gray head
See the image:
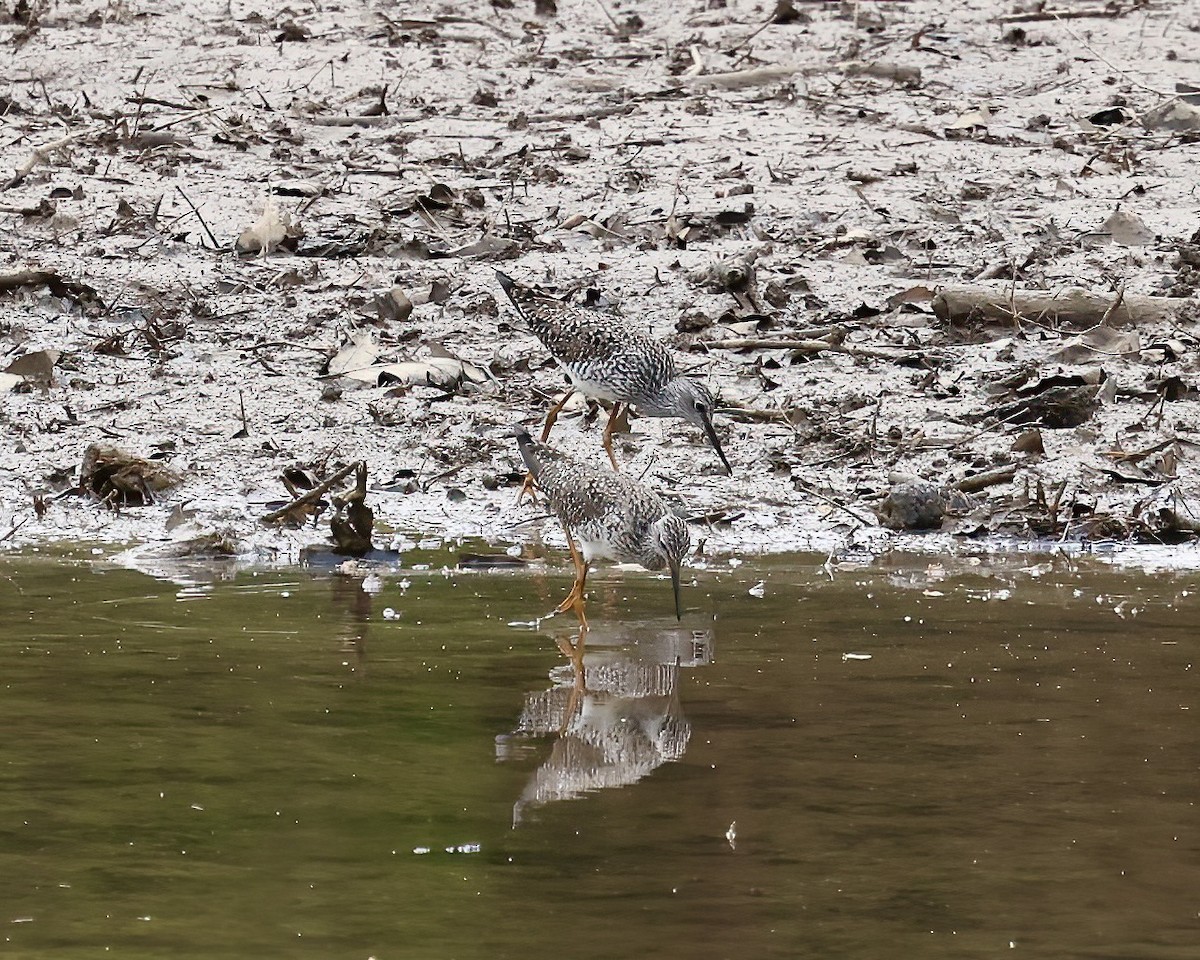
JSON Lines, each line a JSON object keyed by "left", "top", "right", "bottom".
{"left": 661, "top": 379, "right": 732, "bottom": 475}
{"left": 649, "top": 513, "right": 690, "bottom": 621}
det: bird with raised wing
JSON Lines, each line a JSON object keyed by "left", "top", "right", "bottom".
{"left": 497, "top": 270, "right": 731, "bottom": 475}
{"left": 514, "top": 426, "right": 690, "bottom": 631}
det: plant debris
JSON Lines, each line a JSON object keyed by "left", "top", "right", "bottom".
{"left": 79, "top": 443, "right": 181, "bottom": 508}
{"left": 2, "top": 2, "right": 1200, "bottom": 562}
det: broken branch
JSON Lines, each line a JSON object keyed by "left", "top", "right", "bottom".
{"left": 702, "top": 337, "right": 913, "bottom": 361}
{"left": 3, "top": 131, "right": 89, "bottom": 191}
{"left": 955, "top": 463, "right": 1019, "bottom": 494}
{"left": 932, "top": 284, "right": 1190, "bottom": 329}
{"left": 262, "top": 461, "right": 361, "bottom": 523}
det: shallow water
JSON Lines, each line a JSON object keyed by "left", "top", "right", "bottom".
{"left": 1, "top": 551, "right": 1198, "bottom": 959}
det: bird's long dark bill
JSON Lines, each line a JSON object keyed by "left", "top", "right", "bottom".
{"left": 670, "top": 561, "right": 683, "bottom": 621}
{"left": 701, "top": 408, "right": 733, "bottom": 475}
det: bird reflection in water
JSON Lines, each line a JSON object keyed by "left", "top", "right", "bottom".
{"left": 497, "top": 620, "right": 713, "bottom": 826}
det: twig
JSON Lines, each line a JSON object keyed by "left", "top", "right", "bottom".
{"left": 175, "top": 186, "right": 221, "bottom": 249}
{"left": 421, "top": 463, "right": 466, "bottom": 493}
{"left": 1099, "top": 284, "right": 1126, "bottom": 326}
{"left": 148, "top": 104, "right": 227, "bottom": 132}
{"left": 237, "top": 390, "right": 249, "bottom": 436}
{"left": 680, "top": 63, "right": 799, "bottom": 90}
{"left": 376, "top": 12, "right": 517, "bottom": 42}
{"left": 527, "top": 104, "right": 633, "bottom": 124}
{"left": 718, "top": 405, "right": 795, "bottom": 424}
{"left": 3, "top": 131, "right": 87, "bottom": 190}
{"left": 955, "top": 463, "right": 1018, "bottom": 494}
{"left": 262, "top": 461, "right": 361, "bottom": 522}
{"left": 794, "top": 478, "right": 873, "bottom": 526}
{"left": 701, "top": 337, "right": 912, "bottom": 361}
{"left": 725, "top": 10, "right": 777, "bottom": 58}
{"left": 0, "top": 517, "right": 29, "bottom": 543}
{"left": 309, "top": 115, "right": 390, "bottom": 127}
{"left": 244, "top": 340, "right": 333, "bottom": 354}
{"left": 1050, "top": 12, "right": 1170, "bottom": 98}
{"left": 591, "top": 0, "right": 622, "bottom": 31}
{"left": 997, "top": 5, "right": 1143, "bottom": 23}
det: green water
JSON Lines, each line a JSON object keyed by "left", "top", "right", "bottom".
{"left": 1, "top": 552, "right": 1198, "bottom": 959}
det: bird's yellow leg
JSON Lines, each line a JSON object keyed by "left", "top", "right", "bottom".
{"left": 554, "top": 528, "right": 590, "bottom": 633}
{"left": 516, "top": 471, "right": 538, "bottom": 506}
{"left": 540, "top": 388, "right": 576, "bottom": 443}
{"left": 554, "top": 569, "right": 590, "bottom": 632}
{"left": 601, "top": 401, "right": 623, "bottom": 472}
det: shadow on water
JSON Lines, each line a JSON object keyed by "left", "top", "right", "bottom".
{"left": 2, "top": 551, "right": 1200, "bottom": 959}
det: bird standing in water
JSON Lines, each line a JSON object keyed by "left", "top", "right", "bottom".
{"left": 514, "top": 426, "right": 690, "bottom": 631}
{"left": 496, "top": 271, "right": 731, "bottom": 475}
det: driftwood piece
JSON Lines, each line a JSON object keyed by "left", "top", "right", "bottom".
{"left": 308, "top": 115, "right": 390, "bottom": 128}
{"left": 841, "top": 61, "right": 921, "bottom": 86}
{"left": 262, "top": 461, "right": 360, "bottom": 523}
{"left": 681, "top": 64, "right": 799, "bottom": 90}
{"left": 330, "top": 461, "right": 374, "bottom": 554}
{"left": 0, "top": 269, "right": 104, "bottom": 309}
{"left": 3, "top": 132, "right": 87, "bottom": 191}
{"left": 0, "top": 269, "right": 62, "bottom": 293}
{"left": 955, "top": 463, "right": 1018, "bottom": 494}
{"left": 995, "top": 6, "right": 1142, "bottom": 23}
{"left": 932, "top": 285, "right": 1192, "bottom": 329}
{"left": 702, "top": 337, "right": 911, "bottom": 361}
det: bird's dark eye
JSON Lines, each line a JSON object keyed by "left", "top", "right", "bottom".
{"left": 695, "top": 401, "right": 707, "bottom": 413}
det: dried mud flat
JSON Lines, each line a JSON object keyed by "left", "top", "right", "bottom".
{"left": 2, "top": 0, "right": 1200, "bottom": 572}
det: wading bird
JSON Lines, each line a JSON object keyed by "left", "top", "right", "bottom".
{"left": 497, "top": 271, "right": 731, "bottom": 475}
{"left": 515, "top": 426, "right": 690, "bottom": 630}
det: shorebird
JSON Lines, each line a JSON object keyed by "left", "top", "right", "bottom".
{"left": 496, "top": 270, "right": 732, "bottom": 474}
{"left": 515, "top": 426, "right": 689, "bottom": 630}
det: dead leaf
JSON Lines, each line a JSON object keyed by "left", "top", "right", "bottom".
{"left": 1141, "top": 339, "right": 1188, "bottom": 363}
{"left": 1101, "top": 209, "right": 1154, "bottom": 246}
{"left": 273, "top": 179, "right": 325, "bottom": 198}
{"left": 1013, "top": 429, "right": 1045, "bottom": 454}
{"left": 945, "top": 106, "right": 990, "bottom": 137}
{"left": 236, "top": 197, "right": 301, "bottom": 254}
{"left": 376, "top": 357, "right": 487, "bottom": 392}
{"left": 125, "top": 131, "right": 192, "bottom": 151}
{"left": 4, "top": 348, "right": 59, "bottom": 385}
{"left": 1051, "top": 327, "right": 1140, "bottom": 363}
{"left": 887, "top": 285, "right": 935, "bottom": 309}
{"left": 446, "top": 235, "right": 519, "bottom": 260}
{"left": 328, "top": 332, "right": 381, "bottom": 382}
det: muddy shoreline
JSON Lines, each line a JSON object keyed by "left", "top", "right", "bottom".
{"left": 2, "top": 1, "right": 1199, "bottom": 570}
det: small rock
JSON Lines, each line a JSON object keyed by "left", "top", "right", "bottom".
{"left": 876, "top": 478, "right": 945, "bottom": 531}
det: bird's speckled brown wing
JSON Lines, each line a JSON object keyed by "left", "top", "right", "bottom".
{"left": 497, "top": 273, "right": 676, "bottom": 399}
{"left": 515, "top": 428, "right": 671, "bottom": 567}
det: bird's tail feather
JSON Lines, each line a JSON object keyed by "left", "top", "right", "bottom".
{"left": 495, "top": 270, "right": 534, "bottom": 313}
{"left": 495, "top": 270, "right": 517, "bottom": 296}
{"left": 512, "top": 425, "right": 542, "bottom": 481}
{"left": 512, "top": 425, "right": 573, "bottom": 482}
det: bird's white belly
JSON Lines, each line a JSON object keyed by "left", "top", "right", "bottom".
{"left": 578, "top": 538, "right": 617, "bottom": 563}
{"left": 564, "top": 367, "right": 623, "bottom": 403}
